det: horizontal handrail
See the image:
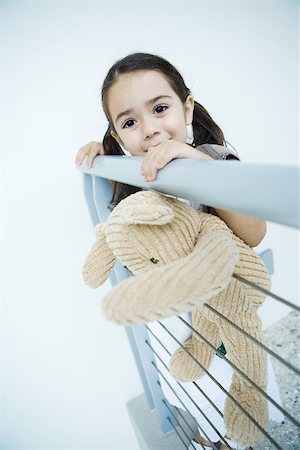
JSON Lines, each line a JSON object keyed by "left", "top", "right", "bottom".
{"left": 77, "top": 156, "right": 300, "bottom": 229}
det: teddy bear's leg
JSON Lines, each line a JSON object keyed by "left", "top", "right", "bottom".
{"left": 220, "top": 318, "right": 268, "bottom": 447}
{"left": 225, "top": 375, "right": 268, "bottom": 447}
{"left": 169, "top": 310, "right": 221, "bottom": 382}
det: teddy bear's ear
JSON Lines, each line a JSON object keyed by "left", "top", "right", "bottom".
{"left": 120, "top": 204, "right": 174, "bottom": 225}
{"left": 82, "top": 223, "right": 116, "bottom": 288}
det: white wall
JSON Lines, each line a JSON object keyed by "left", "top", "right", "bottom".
{"left": 1, "top": 0, "right": 299, "bottom": 448}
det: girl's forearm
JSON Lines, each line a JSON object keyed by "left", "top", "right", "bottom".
{"left": 187, "top": 148, "right": 266, "bottom": 247}
{"left": 214, "top": 208, "right": 266, "bottom": 247}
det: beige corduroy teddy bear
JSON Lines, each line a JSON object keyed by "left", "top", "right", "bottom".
{"left": 82, "top": 190, "right": 271, "bottom": 447}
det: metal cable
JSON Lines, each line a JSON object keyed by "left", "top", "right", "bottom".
{"left": 163, "top": 398, "right": 206, "bottom": 450}
{"left": 191, "top": 382, "right": 224, "bottom": 420}
{"left": 148, "top": 337, "right": 281, "bottom": 450}
{"left": 232, "top": 274, "right": 300, "bottom": 312}
{"left": 176, "top": 317, "right": 300, "bottom": 429}
{"left": 163, "top": 399, "right": 203, "bottom": 450}
{"left": 156, "top": 321, "right": 283, "bottom": 450}
{"left": 149, "top": 326, "right": 234, "bottom": 448}
{"left": 154, "top": 361, "right": 227, "bottom": 450}
{"left": 146, "top": 339, "right": 236, "bottom": 450}
{"left": 146, "top": 325, "right": 224, "bottom": 448}
{"left": 151, "top": 334, "right": 282, "bottom": 450}
{"left": 202, "top": 303, "right": 300, "bottom": 376}
{"left": 146, "top": 325, "right": 224, "bottom": 420}
{"left": 167, "top": 416, "right": 189, "bottom": 449}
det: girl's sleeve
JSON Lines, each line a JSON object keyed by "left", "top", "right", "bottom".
{"left": 194, "top": 144, "right": 240, "bottom": 214}
{"left": 196, "top": 143, "right": 240, "bottom": 161}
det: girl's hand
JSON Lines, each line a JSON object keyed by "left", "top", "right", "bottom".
{"left": 141, "top": 139, "right": 212, "bottom": 181}
{"left": 75, "top": 141, "right": 104, "bottom": 168}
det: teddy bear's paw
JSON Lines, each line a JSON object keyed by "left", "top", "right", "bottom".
{"left": 169, "top": 336, "right": 215, "bottom": 382}
{"left": 224, "top": 383, "right": 269, "bottom": 447}
{"left": 102, "top": 285, "right": 139, "bottom": 325}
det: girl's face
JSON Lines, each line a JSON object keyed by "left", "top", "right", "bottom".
{"left": 107, "top": 70, "right": 194, "bottom": 155}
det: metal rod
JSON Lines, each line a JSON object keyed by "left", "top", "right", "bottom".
{"left": 155, "top": 365, "right": 225, "bottom": 450}
{"left": 233, "top": 274, "right": 300, "bottom": 312}
{"left": 167, "top": 416, "right": 189, "bottom": 449}
{"left": 146, "top": 325, "right": 224, "bottom": 419}
{"left": 163, "top": 400, "right": 203, "bottom": 450}
{"left": 177, "top": 317, "right": 300, "bottom": 430}
{"left": 202, "top": 303, "right": 300, "bottom": 376}
{"left": 147, "top": 341, "right": 234, "bottom": 450}
{"left": 157, "top": 321, "right": 283, "bottom": 449}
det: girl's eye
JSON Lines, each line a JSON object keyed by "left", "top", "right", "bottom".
{"left": 154, "top": 105, "right": 168, "bottom": 114}
{"left": 123, "top": 119, "right": 135, "bottom": 129}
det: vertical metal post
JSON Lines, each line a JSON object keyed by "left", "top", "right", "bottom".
{"left": 83, "top": 174, "right": 177, "bottom": 428}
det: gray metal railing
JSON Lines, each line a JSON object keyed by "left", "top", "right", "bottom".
{"left": 78, "top": 155, "right": 300, "bottom": 448}
{"left": 79, "top": 155, "right": 300, "bottom": 228}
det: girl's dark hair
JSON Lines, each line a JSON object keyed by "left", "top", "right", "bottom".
{"left": 101, "top": 52, "right": 225, "bottom": 206}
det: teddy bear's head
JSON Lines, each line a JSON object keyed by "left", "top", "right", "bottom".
{"left": 83, "top": 190, "right": 203, "bottom": 287}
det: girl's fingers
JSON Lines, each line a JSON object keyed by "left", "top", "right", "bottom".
{"left": 144, "top": 169, "right": 157, "bottom": 181}
{"left": 86, "top": 153, "right": 96, "bottom": 169}
{"left": 95, "top": 142, "right": 105, "bottom": 155}
{"left": 87, "top": 147, "right": 103, "bottom": 168}
{"left": 75, "top": 141, "right": 103, "bottom": 167}
{"left": 75, "top": 146, "right": 88, "bottom": 165}
{"left": 141, "top": 147, "right": 173, "bottom": 181}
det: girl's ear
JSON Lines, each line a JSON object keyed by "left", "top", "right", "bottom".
{"left": 184, "top": 95, "right": 195, "bottom": 125}
{"left": 110, "top": 130, "right": 131, "bottom": 156}
{"left": 111, "top": 130, "right": 124, "bottom": 147}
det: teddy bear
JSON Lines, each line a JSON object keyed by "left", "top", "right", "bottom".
{"left": 82, "top": 190, "right": 271, "bottom": 447}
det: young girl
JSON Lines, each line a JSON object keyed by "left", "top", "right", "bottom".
{"left": 75, "top": 53, "right": 283, "bottom": 449}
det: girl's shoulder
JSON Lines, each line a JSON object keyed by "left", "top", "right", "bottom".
{"left": 197, "top": 143, "right": 240, "bottom": 161}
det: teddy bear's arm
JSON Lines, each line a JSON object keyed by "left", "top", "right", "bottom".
{"left": 102, "top": 229, "right": 239, "bottom": 325}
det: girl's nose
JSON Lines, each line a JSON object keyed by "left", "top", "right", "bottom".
{"left": 142, "top": 118, "right": 160, "bottom": 140}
